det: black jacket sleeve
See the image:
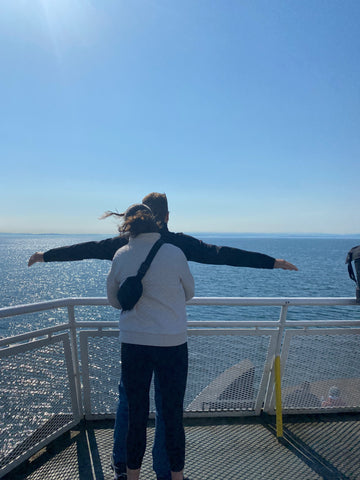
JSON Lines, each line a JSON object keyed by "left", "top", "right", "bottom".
{"left": 43, "top": 229, "right": 275, "bottom": 269}
{"left": 161, "top": 231, "right": 275, "bottom": 269}
{"left": 43, "top": 235, "right": 129, "bottom": 262}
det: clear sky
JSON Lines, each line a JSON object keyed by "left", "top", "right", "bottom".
{"left": 1, "top": 0, "right": 359, "bottom": 235}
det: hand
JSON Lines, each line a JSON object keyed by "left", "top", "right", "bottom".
{"left": 274, "top": 259, "right": 298, "bottom": 271}
{"left": 28, "top": 252, "right": 45, "bottom": 267}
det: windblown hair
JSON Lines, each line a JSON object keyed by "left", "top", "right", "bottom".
{"left": 99, "top": 210, "right": 123, "bottom": 221}
{"left": 120, "top": 209, "right": 159, "bottom": 237}
{"left": 100, "top": 204, "right": 159, "bottom": 237}
{"left": 142, "top": 192, "right": 168, "bottom": 224}
{"left": 100, "top": 192, "right": 168, "bottom": 232}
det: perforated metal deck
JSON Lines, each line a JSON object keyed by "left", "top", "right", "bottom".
{"left": 3, "top": 413, "right": 360, "bottom": 480}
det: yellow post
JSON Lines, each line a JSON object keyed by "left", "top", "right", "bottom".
{"left": 274, "top": 355, "right": 283, "bottom": 438}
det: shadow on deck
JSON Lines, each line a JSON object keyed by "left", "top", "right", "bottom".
{"left": 4, "top": 413, "right": 360, "bottom": 480}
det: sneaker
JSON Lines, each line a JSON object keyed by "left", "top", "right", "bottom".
{"left": 157, "top": 477, "right": 190, "bottom": 480}
{"left": 113, "top": 473, "right": 127, "bottom": 480}
{"left": 110, "top": 456, "right": 127, "bottom": 479}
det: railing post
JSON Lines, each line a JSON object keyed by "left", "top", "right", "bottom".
{"left": 67, "top": 305, "right": 83, "bottom": 417}
{"left": 274, "top": 303, "right": 288, "bottom": 438}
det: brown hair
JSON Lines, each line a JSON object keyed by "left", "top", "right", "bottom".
{"left": 119, "top": 204, "right": 159, "bottom": 237}
{"left": 142, "top": 192, "right": 168, "bottom": 224}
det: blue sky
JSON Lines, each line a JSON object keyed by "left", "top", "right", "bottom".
{"left": 1, "top": 0, "right": 359, "bottom": 234}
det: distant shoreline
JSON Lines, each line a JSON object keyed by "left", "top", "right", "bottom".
{"left": 1, "top": 232, "right": 360, "bottom": 239}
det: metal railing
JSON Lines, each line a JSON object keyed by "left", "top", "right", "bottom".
{"left": 0, "top": 296, "right": 359, "bottom": 477}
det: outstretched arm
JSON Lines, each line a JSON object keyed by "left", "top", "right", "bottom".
{"left": 163, "top": 231, "right": 299, "bottom": 271}
{"left": 273, "top": 259, "right": 298, "bottom": 271}
{"left": 27, "top": 235, "right": 129, "bottom": 266}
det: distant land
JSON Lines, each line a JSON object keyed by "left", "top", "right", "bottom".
{"left": 192, "top": 233, "right": 360, "bottom": 239}
{"left": 1, "top": 232, "right": 360, "bottom": 239}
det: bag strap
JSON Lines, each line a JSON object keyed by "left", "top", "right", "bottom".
{"left": 348, "top": 263, "right": 356, "bottom": 283}
{"left": 137, "top": 239, "right": 164, "bottom": 280}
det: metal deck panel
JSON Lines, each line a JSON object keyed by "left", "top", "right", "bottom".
{"left": 4, "top": 414, "right": 360, "bottom": 480}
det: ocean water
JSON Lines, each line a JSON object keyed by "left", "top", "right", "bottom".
{"left": 1, "top": 233, "right": 360, "bottom": 450}
{"left": 1, "top": 233, "right": 360, "bottom": 337}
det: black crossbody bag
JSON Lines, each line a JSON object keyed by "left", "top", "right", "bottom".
{"left": 117, "top": 239, "right": 164, "bottom": 311}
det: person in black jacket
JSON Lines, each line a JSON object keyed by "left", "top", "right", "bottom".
{"left": 28, "top": 192, "right": 297, "bottom": 480}
{"left": 28, "top": 193, "right": 296, "bottom": 271}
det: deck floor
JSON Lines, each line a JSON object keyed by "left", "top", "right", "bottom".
{"left": 4, "top": 413, "right": 360, "bottom": 480}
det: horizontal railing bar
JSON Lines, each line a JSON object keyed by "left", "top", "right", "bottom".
{"left": 284, "top": 320, "right": 360, "bottom": 327}
{"left": 0, "top": 297, "right": 111, "bottom": 318}
{"left": 284, "top": 327, "right": 360, "bottom": 336}
{"left": 188, "top": 328, "right": 277, "bottom": 336}
{"left": 73, "top": 321, "right": 281, "bottom": 329}
{"left": 189, "top": 320, "right": 360, "bottom": 328}
{"left": 78, "top": 327, "right": 278, "bottom": 337}
{"left": 188, "top": 297, "right": 358, "bottom": 306}
{"left": 0, "top": 296, "right": 357, "bottom": 320}
{"left": 73, "top": 319, "right": 360, "bottom": 329}
{"left": 190, "top": 320, "right": 360, "bottom": 327}
{"left": 2, "top": 317, "right": 358, "bottom": 346}
{"left": 0, "top": 323, "right": 70, "bottom": 347}
{"left": 189, "top": 321, "right": 279, "bottom": 327}
{"left": 0, "top": 300, "right": 69, "bottom": 318}
{"left": 74, "top": 321, "right": 119, "bottom": 328}
{"left": 0, "top": 333, "right": 69, "bottom": 357}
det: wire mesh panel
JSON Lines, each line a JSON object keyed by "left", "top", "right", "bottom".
{"left": 280, "top": 329, "right": 360, "bottom": 413}
{"left": 80, "top": 329, "right": 277, "bottom": 417}
{"left": 0, "top": 334, "right": 79, "bottom": 476}
{"left": 80, "top": 331, "right": 122, "bottom": 416}
{"left": 81, "top": 331, "right": 164, "bottom": 416}
{"left": 186, "top": 330, "right": 276, "bottom": 414}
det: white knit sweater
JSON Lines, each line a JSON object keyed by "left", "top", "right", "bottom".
{"left": 107, "top": 232, "right": 195, "bottom": 347}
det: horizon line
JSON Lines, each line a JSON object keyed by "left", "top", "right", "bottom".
{"left": 1, "top": 232, "right": 360, "bottom": 238}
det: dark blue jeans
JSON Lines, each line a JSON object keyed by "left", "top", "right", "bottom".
{"left": 112, "top": 376, "right": 172, "bottom": 478}
{"left": 120, "top": 342, "right": 188, "bottom": 472}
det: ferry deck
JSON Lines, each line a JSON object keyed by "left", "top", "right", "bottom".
{"left": 1, "top": 297, "right": 360, "bottom": 479}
